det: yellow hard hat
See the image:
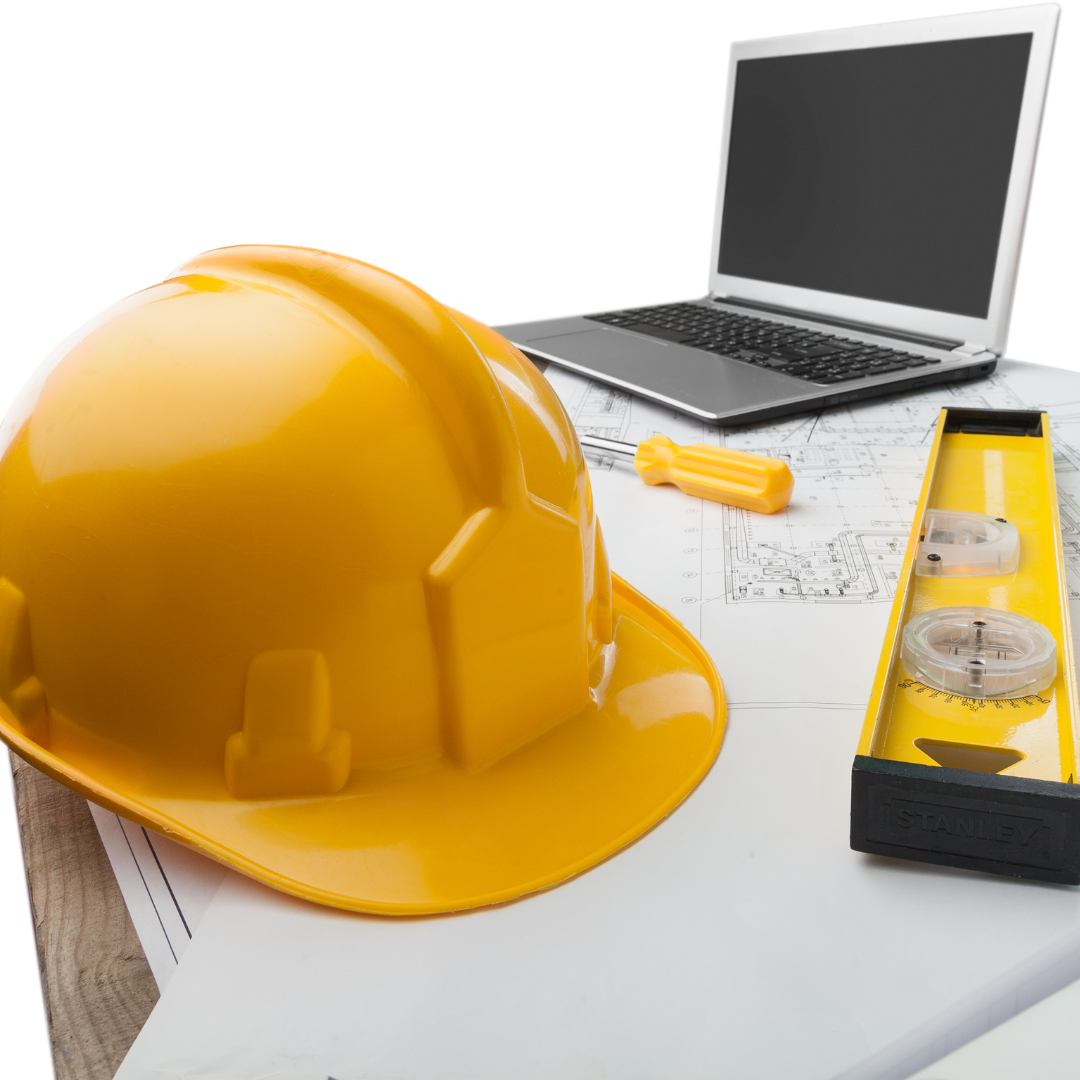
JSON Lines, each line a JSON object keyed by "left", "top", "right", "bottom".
{"left": 0, "top": 246, "right": 724, "bottom": 914}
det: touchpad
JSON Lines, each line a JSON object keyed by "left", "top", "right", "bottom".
{"left": 527, "top": 328, "right": 673, "bottom": 367}
{"left": 525, "top": 327, "right": 799, "bottom": 417}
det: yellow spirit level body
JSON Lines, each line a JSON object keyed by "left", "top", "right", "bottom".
{"left": 851, "top": 408, "right": 1080, "bottom": 884}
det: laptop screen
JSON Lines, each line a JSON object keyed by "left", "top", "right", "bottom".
{"left": 717, "top": 34, "right": 1032, "bottom": 320}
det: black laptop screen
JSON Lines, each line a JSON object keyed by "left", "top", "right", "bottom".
{"left": 717, "top": 34, "right": 1032, "bottom": 319}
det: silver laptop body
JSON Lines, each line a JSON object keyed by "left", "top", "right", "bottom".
{"left": 497, "top": 5, "right": 1059, "bottom": 425}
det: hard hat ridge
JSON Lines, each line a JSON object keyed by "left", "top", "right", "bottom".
{"left": 174, "top": 246, "right": 602, "bottom": 777}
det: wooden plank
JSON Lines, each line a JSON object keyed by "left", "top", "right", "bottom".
{"left": 10, "top": 751, "right": 158, "bottom": 1079}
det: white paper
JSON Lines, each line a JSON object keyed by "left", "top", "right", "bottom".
{"left": 114, "top": 705, "right": 1080, "bottom": 1080}
{"left": 99, "top": 360, "right": 1080, "bottom": 1079}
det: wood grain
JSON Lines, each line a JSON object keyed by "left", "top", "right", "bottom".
{"left": 10, "top": 751, "right": 158, "bottom": 1079}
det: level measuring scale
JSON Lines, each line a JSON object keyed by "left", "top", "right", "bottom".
{"left": 851, "top": 408, "right": 1080, "bottom": 884}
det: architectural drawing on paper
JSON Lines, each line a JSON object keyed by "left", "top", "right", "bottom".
{"left": 547, "top": 363, "right": 1080, "bottom": 606}
{"left": 570, "top": 383, "right": 633, "bottom": 442}
{"left": 712, "top": 443, "right": 923, "bottom": 605}
{"left": 724, "top": 523, "right": 905, "bottom": 603}
{"left": 711, "top": 374, "right": 1062, "bottom": 606}
{"left": 1052, "top": 442, "right": 1080, "bottom": 599}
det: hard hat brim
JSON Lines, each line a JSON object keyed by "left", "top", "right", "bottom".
{"left": 0, "top": 575, "right": 724, "bottom": 915}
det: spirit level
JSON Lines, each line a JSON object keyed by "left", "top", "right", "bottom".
{"left": 851, "top": 408, "right": 1080, "bottom": 884}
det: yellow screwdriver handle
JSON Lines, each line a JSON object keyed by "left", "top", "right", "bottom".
{"left": 633, "top": 435, "right": 794, "bottom": 514}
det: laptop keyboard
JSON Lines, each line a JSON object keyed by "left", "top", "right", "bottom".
{"left": 585, "top": 302, "right": 941, "bottom": 384}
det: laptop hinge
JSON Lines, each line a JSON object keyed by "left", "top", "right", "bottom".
{"left": 952, "top": 341, "right": 996, "bottom": 359}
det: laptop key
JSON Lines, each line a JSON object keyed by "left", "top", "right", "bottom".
{"left": 788, "top": 345, "right": 843, "bottom": 358}
{"left": 623, "top": 323, "right": 697, "bottom": 344}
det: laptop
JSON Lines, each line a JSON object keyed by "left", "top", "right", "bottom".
{"left": 496, "top": 6, "right": 1059, "bottom": 426}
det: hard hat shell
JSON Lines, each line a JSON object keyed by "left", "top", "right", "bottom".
{"left": 0, "top": 246, "right": 724, "bottom": 914}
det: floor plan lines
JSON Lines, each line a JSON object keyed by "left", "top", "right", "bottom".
{"left": 571, "top": 383, "right": 632, "bottom": 440}
{"left": 1051, "top": 441, "right": 1080, "bottom": 599}
{"left": 708, "top": 442, "right": 924, "bottom": 604}
{"left": 547, "top": 360, "right": 1080, "bottom": 613}
{"left": 722, "top": 521, "right": 906, "bottom": 603}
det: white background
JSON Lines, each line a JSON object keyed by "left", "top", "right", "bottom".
{"left": 1, "top": 1, "right": 1077, "bottom": 1074}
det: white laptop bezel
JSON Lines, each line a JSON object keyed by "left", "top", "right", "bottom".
{"left": 707, "top": 5, "right": 1059, "bottom": 354}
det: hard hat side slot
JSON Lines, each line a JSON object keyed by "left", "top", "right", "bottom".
{"left": 224, "top": 649, "right": 351, "bottom": 799}
{"left": 426, "top": 501, "right": 590, "bottom": 772}
{"left": 0, "top": 578, "right": 50, "bottom": 746}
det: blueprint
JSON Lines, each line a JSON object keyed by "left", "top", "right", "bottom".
{"left": 93, "top": 359, "right": 1080, "bottom": 1080}
{"left": 1052, "top": 441, "right": 1080, "bottom": 600}
{"left": 546, "top": 361, "right": 1080, "bottom": 705}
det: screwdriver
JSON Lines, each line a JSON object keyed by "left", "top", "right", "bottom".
{"left": 578, "top": 433, "right": 794, "bottom": 514}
